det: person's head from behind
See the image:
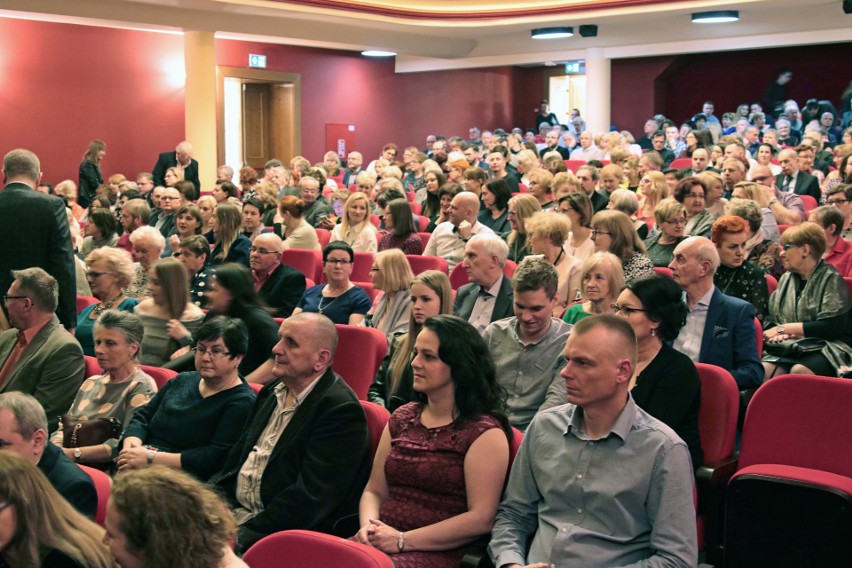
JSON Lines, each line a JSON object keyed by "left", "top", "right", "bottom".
{"left": 206, "top": 263, "right": 255, "bottom": 315}
{"left": 5, "top": 268, "right": 57, "bottom": 329}
{"left": 414, "top": 315, "right": 506, "bottom": 426}
{"left": 0, "top": 392, "right": 48, "bottom": 464}
{"left": 462, "top": 233, "right": 508, "bottom": 287}
{"left": 512, "top": 256, "right": 558, "bottom": 339}
{"left": 106, "top": 466, "right": 237, "bottom": 568}
{"left": 617, "top": 275, "right": 688, "bottom": 343}
{"left": 193, "top": 316, "right": 248, "bottom": 379}
{"left": 93, "top": 310, "right": 144, "bottom": 372}
{"left": 371, "top": 249, "right": 414, "bottom": 293}
{"left": 271, "top": 313, "right": 338, "bottom": 382}
{"left": 3, "top": 149, "right": 40, "bottom": 186}
{"left": 560, "top": 314, "right": 637, "bottom": 408}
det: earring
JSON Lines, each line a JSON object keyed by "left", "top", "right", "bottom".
{"left": 650, "top": 329, "right": 656, "bottom": 337}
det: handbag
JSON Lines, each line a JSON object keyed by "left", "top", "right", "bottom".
{"left": 764, "top": 337, "right": 826, "bottom": 358}
{"left": 58, "top": 415, "right": 122, "bottom": 448}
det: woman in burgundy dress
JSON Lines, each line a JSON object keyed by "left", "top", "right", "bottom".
{"left": 355, "top": 315, "right": 511, "bottom": 567}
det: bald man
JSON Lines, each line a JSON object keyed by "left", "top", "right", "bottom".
{"left": 250, "top": 233, "right": 306, "bottom": 318}
{"left": 152, "top": 140, "right": 201, "bottom": 193}
{"left": 423, "top": 191, "right": 494, "bottom": 270}
{"left": 211, "top": 313, "right": 370, "bottom": 553}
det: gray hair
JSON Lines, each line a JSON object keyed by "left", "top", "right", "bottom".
{"left": 0, "top": 392, "right": 48, "bottom": 438}
{"left": 129, "top": 225, "right": 166, "bottom": 252}
{"left": 727, "top": 198, "right": 763, "bottom": 234}
{"left": 94, "top": 310, "right": 145, "bottom": 352}
{"left": 682, "top": 236, "right": 721, "bottom": 275}
{"left": 3, "top": 149, "right": 40, "bottom": 182}
{"left": 467, "top": 233, "right": 509, "bottom": 267}
{"left": 85, "top": 247, "right": 136, "bottom": 289}
{"left": 608, "top": 189, "right": 639, "bottom": 215}
{"left": 11, "top": 268, "right": 58, "bottom": 313}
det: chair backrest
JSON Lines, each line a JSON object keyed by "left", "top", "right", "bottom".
{"left": 564, "top": 159, "right": 588, "bottom": 172}
{"left": 764, "top": 273, "right": 778, "bottom": 295}
{"left": 77, "top": 464, "right": 110, "bottom": 526}
{"left": 777, "top": 223, "right": 792, "bottom": 235}
{"left": 695, "top": 363, "right": 739, "bottom": 465}
{"left": 351, "top": 251, "right": 375, "bottom": 282}
{"left": 844, "top": 277, "right": 852, "bottom": 296}
{"left": 281, "top": 248, "right": 318, "bottom": 281}
{"left": 503, "top": 259, "right": 518, "bottom": 279}
{"left": 669, "top": 158, "right": 692, "bottom": 169}
{"left": 332, "top": 325, "right": 389, "bottom": 399}
{"left": 370, "top": 214, "right": 381, "bottom": 228}
{"left": 449, "top": 262, "right": 469, "bottom": 290}
{"left": 360, "top": 400, "right": 390, "bottom": 463}
{"left": 247, "top": 381, "right": 263, "bottom": 394}
{"left": 138, "top": 364, "right": 178, "bottom": 390}
{"left": 739, "top": 374, "right": 852, "bottom": 476}
{"left": 653, "top": 266, "right": 674, "bottom": 279}
{"left": 416, "top": 215, "right": 430, "bottom": 232}
{"left": 76, "top": 296, "right": 99, "bottom": 315}
{"left": 83, "top": 355, "right": 101, "bottom": 378}
{"left": 417, "top": 232, "right": 432, "bottom": 250}
{"left": 409, "top": 202, "right": 422, "bottom": 215}
{"left": 406, "top": 191, "right": 415, "bottom": 203}
{"left": 315, "top": 228, "right": 331, "bottom": 248}
{"left": 753, "top": 317, "right": 763, "bottom": 358}
{"left": 242, "top": 530, "right": 395, "bottom": 568}
{"left": 352, "top": 282, "right": 377, "bottom": 305}
{"left": 406, "top": 254, "right": 448, "bottom": 275}
{"left": 518, "top": 183, "right": 528, "bottom": 193}
{"left": 800, "top": 195, "right": 818, "bottom": 213}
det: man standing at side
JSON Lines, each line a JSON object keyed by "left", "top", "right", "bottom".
{"left": 152, "top": 141, "right": 201, "bottom": 195}
{"left": 0, "top": 149, "right": 76, "bottom": 329}
{"left": 210, "top": 313, "right": 370, "bottom": 553}
{"left": 0, "top": 268, "right": 85, "bottom": 431}
{"left": 482, "top": 257, "right": 571, "bottom": 432}
{"left": 489, "top": 315, "right": 696, "bottom": 567}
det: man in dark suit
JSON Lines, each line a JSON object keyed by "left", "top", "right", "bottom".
{"left": 0, "top": 149, "right": 75, "bottom": 329}
{"left": 776, "top": 148, "right": 820, "bottom": 202}
{"left": 0, "top": 392, "right": 96, "bottom": 519}
{"left": 0, "top": 268, "right": 85, "bottom": 430}
{"left": 577, "top": 165, "right": 609, "bottom": 213}
{"left": 210, "top": 313, "right": 370, "bottom": 553}
{"left": 251, "top": 233, "right": 306, "bottom": 318}
{"left": 669, "top": 237, "right": 763, "bottom": 389}
{"left": 152, "top": 141, "right": 201, "bottom": 194}
{"left": 454, "top": 233, "right": 514, "bottom": 333}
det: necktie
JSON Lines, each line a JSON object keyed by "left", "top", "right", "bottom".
{"left": 783, "top": 175, "right": 792, "bottom": 191}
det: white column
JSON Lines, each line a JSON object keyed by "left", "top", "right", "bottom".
{"left": 584, "top": 49, "right": 611, "bottom": 134}
{"left": 184, "top": 31, "right": 217, "bottom": 192}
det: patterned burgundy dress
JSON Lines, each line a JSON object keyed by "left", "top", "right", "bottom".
{"left": 379, "top": 402, "right": 502, "bottom": 568}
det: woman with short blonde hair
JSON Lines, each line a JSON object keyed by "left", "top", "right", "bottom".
{"left": 505, "top": 193, "right": 542, "bottom": 263}
{"left": 591, "top": 210, "right": 654, "bottom": 283}
{"left": 525, "top": 211, "right": 582, "bottom": 313}
{"left": 368, "top": 249, "right": 416, "bottom": 337}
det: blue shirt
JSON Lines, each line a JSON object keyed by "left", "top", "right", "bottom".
{"left": 297, "top": 284, "right": 371, "bottom": 325}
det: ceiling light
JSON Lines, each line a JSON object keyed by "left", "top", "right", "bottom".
{"left": 531, "top": 27, "right": 574, "bottom": 40}
{"left": 361, "top": 50, "right": 396, "bottom": 57}
{"left": 691, "top": 10, "right": 739, "bottom": 23}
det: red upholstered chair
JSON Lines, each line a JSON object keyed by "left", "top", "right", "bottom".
{"left": 360, "top": 401, "right": 390, "bottom": 463}
{"left": 315, "top": 228, "right": 331, "bottom": 248}
{"left": 305, "top": 277, "right": 315, "bottom": 289}
{"left": 352, "top": 281, "right": 377, "bottom": 305}
{"left": 243, "top": 530, "right": 394, "bottom": 568}
{"left": 753, "top": 317, "right": 763, "bottom": 358}
{"left": 777, "top": 223, "right": 792, "bottom": 235}
{"left": 669, "top": 158, "right": 692, "bottom": 169}
{"left": 449, "top": 262, "right": 469, "bottom": 290}
{"left": 799, "top": 194, "right": 818, "bottom": 213}
{"left": 332, "top": 325, "right": 388, "bottom": 400}
{"left": 694, "top": 363, "right": 740, "bottom": 562}
{"left": 83, "top": 355, "right": 101, "bottom": 378}
{"left": 138, "top": 364, "right": 178, "bottom": 390}
{"left": 406, "top": 191, "right": 415, "bottom": 202}
{"left": 349, "top": 251, "right": 375, "bottom": 283}
{"left": 273, "top": 317, "right": 285, "bottom": 327}
{"left": 410, "top": 202, "right": 422, "bottom": 215}
{"left": 844, "top": 277, "right": 852, "bottom": 296}
{"left": 248, "top": 382, "right": 263, "bottom": 394}
{"left": 78, "top": 464, "right": 111, "bottom": 526}
{"left": 503, "top": 259, "right": 518, "bottom": 279}
{"left": 76, "top": 296, "right": 99, "bottom": 315}
{"left": 370, "top": 214, "right": 381, "bottom": 227}
{"left": 563, "top": 159, "right": 587, "bottom": 172}
{"left": 406, "top": 254, "right": 448, "bottom": 275}
{"left": 418, "top": 232, "right": 432, "bottom": 250}
{"left": 518, "top": 183, "right": 528, "bottom": 193}
{"left": 764, "top": 273, "right": 778, "bottom": 295}
{"left": 416, "top": 216, "right": 430, "bottom": 232}
{"left": 724, "top": 375, "right": 852, "bottom": 567}
{"left": 281, "top": 249, "right": 318, "bottom": 281}
{"left": 653, "top": 266, "right": 673, "bottom": 279}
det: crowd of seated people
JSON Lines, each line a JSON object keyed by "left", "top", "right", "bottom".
{"left": 2, "top": 93, "right": 850, "bottom": 566}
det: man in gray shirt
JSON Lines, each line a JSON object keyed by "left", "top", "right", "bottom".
{"left": 482, "top": 257, "right": 571, "bottom": 432}
{"left": 489, "top": 315, "right": 697, "bottom": 568}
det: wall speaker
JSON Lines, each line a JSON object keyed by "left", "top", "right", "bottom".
{"left": 844, "top": 0, "right": 852, "bottom": 14}
{"left": 579, "top": 25, "right": 598, "bottom": 37}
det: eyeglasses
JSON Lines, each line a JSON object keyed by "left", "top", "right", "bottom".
{"left": 752, "top": 176, "right": 772, "bottom": 183}
{"left": 686, "top": 193, "right": 705, "bottom": 199}
{"left": 639, "top": 178, "right": 651, "bottom": 185}
{"left": 370, "top": 267, "right": 380, "bottom": 272}
{"left": 611, "top": 304, "right": 646, "bottom": 315}
{"left": 591, "top": 230, "right": 612, "bottom": 238}
{"left": 192, "top": 345, "right": 232, "bottom": 358}
{"left": 2, "top": 295, "right": 28, "bottom": 303}
{"left": 250, "top": 247, "right": 279, "bottom": 255}
{"left": 86, "top": 271, "right": 114, "bottom": 279}
{"left": 782, "top": 243, "right": 802, "bottom": 251}
{"left": 664, "top": 218, "right": 686, "bottom": 225}
{"left": 300, "top": 189, "right": 319, "bottom": 195}
{"left": 827, "top": 198, "right": 849, "bottom": 206}
{"left": 325, "top": 259, "right": 352, "bottom": 265}
{"left": 507, "top": 210, "right": 517, "bottom": 217}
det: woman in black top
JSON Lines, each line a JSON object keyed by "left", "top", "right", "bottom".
{"left": 78, "top": 139, "right": 105, "bottom": 208}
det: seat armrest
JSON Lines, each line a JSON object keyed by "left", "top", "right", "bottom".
{"left": 461, "top": 549, "right": 494, "bottom": 568}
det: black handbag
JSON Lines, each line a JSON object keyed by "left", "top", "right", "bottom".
{"left": 764, "top": 337, "right": 825, "bottom": 358}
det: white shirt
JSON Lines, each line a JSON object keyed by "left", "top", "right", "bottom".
{"left": 423, "top": 220, "right": 493, "bottom": 271}
{"left": 469, "top": 276, "right": 503, "bottom": 334}
{"left": 330, "top": 222, "right": 378, "bottom": 253}
{"left": 673, "top": 284, "right": 714, "bottom": 362}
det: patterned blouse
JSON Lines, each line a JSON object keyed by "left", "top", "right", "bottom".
{"left": 714, "top": 262, "right": 770, "bottom": 324}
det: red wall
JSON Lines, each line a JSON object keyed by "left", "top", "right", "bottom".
{"left": 611, "top": 56, "right": 677, "bottom": 134}
{"left": 0, "top": 19, "right": 186, "bottom": 185}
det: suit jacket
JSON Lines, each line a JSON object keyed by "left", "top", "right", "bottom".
{"left": 0, "top": 183, "right": 76, "bottom": 329}
{"left": 590, "top": 190, "right": 609, "bottom": 213}
{"left": 37, "top": 442, "right": 97, "bottom": 519}
{"left": 210, "top": 369, "right": 370, "bottom": 551}
{"left": 77, "top": 159, "right": 102, "bottom": 208}
{"left": 0, "top": 317, "right": 84, "bottom": 431}
{"left": 453, "top": 274, "right": 515, "bottom": 324}
{"left": 776, "top": 171, "right": 820, "bottom": 202}
{"left": 698, "top": 288, "right": 763, "bottom": 389}
{"left": 257, "top": 263, "right": 306, "bottom": 318}
{"left": 152, "top": 151, "right": 201, "bottom": 194}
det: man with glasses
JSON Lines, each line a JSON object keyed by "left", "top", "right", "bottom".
{"left": 0, "top": 268, "right": 85, "bottom": 431}
{"left": 750, "top": 164, "right": 804, "bottom": 224}
{"left": 669, "top": 237, "right": 763, "bottom": 388}
{"left": 154, "top": 187, "right": 181, "bottom": 255}
{"left": 825, "top": 184, "right": 852, "bottom": 241}
{"left": 251, "top": 233, "right": 305, "bottom": 318}
{"left": 298, "top": 176, "right": 332, "bottom": 228}
{"left": 341, "top": 151, "right": 364, "bottom": 187}
{"left": 211, "top": 313, "right": 370, "bottom": 553}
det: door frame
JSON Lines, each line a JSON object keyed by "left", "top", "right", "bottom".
{"left": 216, "top": 66, "right": 302, "bottom": 167}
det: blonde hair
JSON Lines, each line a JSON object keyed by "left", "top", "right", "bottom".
{"left": 654, "top": 199, "right": 687, "bottom": 227}
{"left": 642, "top": 171, "right": 670, "bottom": 207}
{"left": 374, "top": 249, "right": 415, "bottom": 293}
{"left": 340, "top": 191, "right": 375, "bottom": 234}
{"left": 507, "top": 193, "right": 542, "bottom": 247}
{"left": 528, "top": 168, "right": 554, "bottom": 193}
{"left": 580, "top": 251, "right": 625, "bottom": 301}
{"left": 213, "top": 202, "right": 243, "bottom": 261}
{"left": 525, "top": 211, "right": 570, "bottom": 247}
{"left": 85, "top": 247, "right": 136, "bottom": 289}
{"left": 552, "top": 172, "right": 580, "bottom": 200}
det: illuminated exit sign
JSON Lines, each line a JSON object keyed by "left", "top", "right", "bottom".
{"left": 249, "top": 54, "right": 267, "bottom": 68}
{"left": 564, "top": 61, "right": 585, "bottom": 74}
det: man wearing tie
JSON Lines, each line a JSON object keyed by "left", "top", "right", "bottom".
{"left": 453, "top": 233, "right": 514, "bottom": 333}
{"left": 776, "top": 148, "right": 820, "bottom": 202}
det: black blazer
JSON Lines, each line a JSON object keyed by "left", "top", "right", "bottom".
{"left": 77, "top": 159, "right": 102, "bottom": 208}
{"left": 210, "top": 369, "right": 370, "bottom": 552}
{"left": 37, "top": 442, "right": 97, "bottom": 519}
{"left": 453, "top": 274, "right": 514, "bottom": 323}
{"left": 152, "top": 151, "right": 201, "bottom": 194}
{"left": 776, "top": 171, "right": 820, "bottom": 202}
{"left": 0, "top": 183, "right": 76, "bottom": 329}
{"left": 258, "top": 263, "right": 306, "bottom": 318}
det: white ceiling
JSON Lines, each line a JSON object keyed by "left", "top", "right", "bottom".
{"left": 0, "top": 0, "right": 849, "bottom": 72}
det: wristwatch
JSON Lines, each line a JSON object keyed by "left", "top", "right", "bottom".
{"left": 73, "top": 448, "right": 82, "bottom": 462}
{"left": 777, "top": 325, "right": 786, "bottom": 335}
{"left": 146, "top": 448, "right": 157, "bottom": 465}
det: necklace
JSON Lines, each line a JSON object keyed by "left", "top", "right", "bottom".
{"left": 318, "top": 286, "right": 347, "bottom": 315}
{"left": 93, "top": 294, "right": 124, "bottom": 316}
{"left": 551, "top": 247, "right": 565, "bottom": 267}
{"left": 717, "top": 264, "right": 740, "bottom": 294}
